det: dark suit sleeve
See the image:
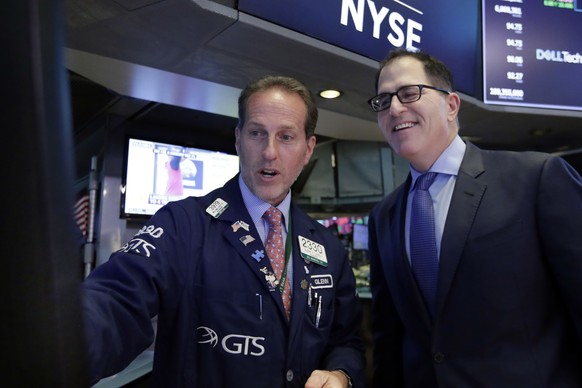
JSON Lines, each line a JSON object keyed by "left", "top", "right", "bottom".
{"left": 82, "top": 200, "right": 196, "bottom": 384}
{"left": 537, "top": 156, "right": 582, "bottom": 342}
{"left": 368, "top": 209, "right": 404, "bottom": 387}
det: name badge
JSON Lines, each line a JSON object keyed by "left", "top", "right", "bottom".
{"left": 311, "top": 274, "right": 333, "bottom": 289}
{"left": 298, "top": 236, "right": 328, "bottom": 267}
{"left": 206, "top": 198, "right": 228, "bottom": 218}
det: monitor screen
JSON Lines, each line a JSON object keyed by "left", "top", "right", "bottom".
{"left": 482, "top": 0, "right": 582, "bottom": 111}
{"left": 352, "top": 223, "right": 369, "bottom": 250}
{"left": 121, "top": 137, "right": 239, "bottom": 218}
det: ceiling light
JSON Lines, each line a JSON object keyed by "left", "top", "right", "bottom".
{"left": 319, "top": 89, "right": 342, "bottom": 99}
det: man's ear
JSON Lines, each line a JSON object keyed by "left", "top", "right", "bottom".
{"left": 304, "top": 135, "right": 316, "bottom": 166}
{"left": 234, "top": 126, "right": 241, "bottom": 154}
{"left": 447, "top": 92, "right": 461, "bottom": 122}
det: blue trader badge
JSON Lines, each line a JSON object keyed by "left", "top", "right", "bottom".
{"left": 251, "top": 250, "right": 265, "bottom": 262}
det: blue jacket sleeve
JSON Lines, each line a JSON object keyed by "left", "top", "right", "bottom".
{"left": 82, "top": 201, "right": 195, "bottom": 384}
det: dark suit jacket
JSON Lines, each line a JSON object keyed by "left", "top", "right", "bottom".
{"left": 369, "top": 142, "right": 582, "bottom": 387}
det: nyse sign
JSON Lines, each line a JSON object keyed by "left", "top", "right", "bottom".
{"left": 238, "top": 0, "right": 479, "bottom": 96}
{"left": 340, "top": 0, "right": 422, "bottom": 50}
{"left": 239, "top": 0, "right": 427, "bottom": 57}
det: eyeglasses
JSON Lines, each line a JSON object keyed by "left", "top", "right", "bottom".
{"left": 367, "top": 84, "right": 450, "bottom": 112}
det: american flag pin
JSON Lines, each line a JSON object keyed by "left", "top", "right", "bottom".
{"left": 231, "top": 220, "right": 250, "bottom": 232}
{"left": 240, "top": 235, "right": 255, "bottom": 246}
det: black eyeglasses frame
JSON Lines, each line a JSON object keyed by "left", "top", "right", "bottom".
{"left": 367, "top": 84, "right": 450, "bottom": 112}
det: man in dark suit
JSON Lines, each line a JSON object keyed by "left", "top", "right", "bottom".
{"left": 367, "top": 48, "right": 582, "bottom": 387}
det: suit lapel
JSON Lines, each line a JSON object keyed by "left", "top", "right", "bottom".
{"left": 211, "top": 177, "right": 287, "bottom": 316}
{"left": 435, "top": 143, "right": 486, "bottom": 318}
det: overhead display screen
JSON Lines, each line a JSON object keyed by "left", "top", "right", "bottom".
{"left": 482, "top": 0, "right": 582, "bottom": 111}
{"left": 121, "top": 138, "right": 239, "bottom": 218}
{"left": 239, "top": 0, "right": 480, "bottom": 97}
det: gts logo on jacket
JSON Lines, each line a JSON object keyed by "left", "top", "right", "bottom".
{"left": 197, "top": 326, "right": 266, "bottom": 356}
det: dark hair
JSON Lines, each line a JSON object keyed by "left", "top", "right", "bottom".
{"left": 374, "top": 48, "right": 456, "bottom": 92}
{"left": 237, "top": 75, "right": 318, "bottom": 138}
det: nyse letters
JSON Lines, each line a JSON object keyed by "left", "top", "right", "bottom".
{"left": 341, "top": 0, "right": 422, "bottom": 49}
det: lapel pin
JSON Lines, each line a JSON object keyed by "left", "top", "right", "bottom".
{"left": 260, "top": 267, "right": 279, "bottom": 290}
{"left": 240, "top": 235, "right": 255, "bottom": 246}
{"left": 206, "top": 198, "right": 228, "bottom": 218}
{"left": 251, "top": 250, "right": 265, "bottom": 262}
{"left": 231, "top": 220, "right": 250, "bottom": 232}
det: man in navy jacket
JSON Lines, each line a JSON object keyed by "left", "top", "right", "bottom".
{"left": 83, "top": 76, "right": 364, "bottom": 387}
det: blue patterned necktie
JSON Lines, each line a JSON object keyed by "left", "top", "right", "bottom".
{"left": 263, "top": 207, "right": 292, "bottom": 319}
{"left": 410, "top": 172, "right": 439, "bottom": 317}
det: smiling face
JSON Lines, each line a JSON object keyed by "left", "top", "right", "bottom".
{"left": 235, "top": 87, "right": 316, "bottom": 206}
{"left": 376, "top": 56, "right": 460, "bottom": 171}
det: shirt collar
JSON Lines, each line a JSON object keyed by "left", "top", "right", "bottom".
{"left": 410, "top": 135, "right": 466, "bottom": 183}
{"left": 238, "top": 175, "right": 291, "bottom": 229}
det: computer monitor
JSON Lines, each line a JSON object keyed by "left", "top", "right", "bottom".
{"left": 121, "top": 137, "right": 239, "bottom": 219}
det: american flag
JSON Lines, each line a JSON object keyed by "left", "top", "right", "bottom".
{"left": 73, "top": 193, "right": 90, "bottom": 237}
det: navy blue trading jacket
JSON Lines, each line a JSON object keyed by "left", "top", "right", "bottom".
{"left": 83, "top": 175, "right": 365, "bottom": 387}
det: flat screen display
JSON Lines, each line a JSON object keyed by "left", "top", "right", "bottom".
{"left": 482, "top": 0, "right": 582, "bottom": 111}
{"left": 121, "top": 137, "right": 239, "bottom": 218}
{"left": 352, "top": 223, "right": 369, "bottom": 250}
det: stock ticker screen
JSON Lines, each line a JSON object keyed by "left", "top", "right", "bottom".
{"left": 482, "top": 0, "right": 582, "bottom": 111}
